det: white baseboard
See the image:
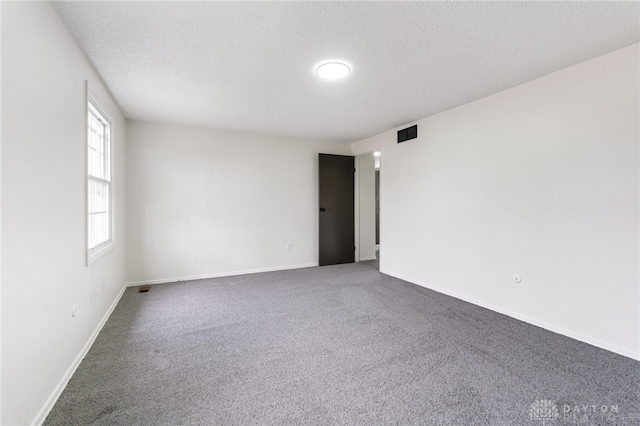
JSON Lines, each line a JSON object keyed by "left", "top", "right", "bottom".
{"left": 359, "top": 256, "right": 377, "bottom": 261}
{"left": 32, "top": 284, "right": 128, "bottom": 426}
{"left": 386, "top": 270, "right": 640, "bottom": 362}
{"left": 126, "top": 263, "right": 318, "bottom": 287}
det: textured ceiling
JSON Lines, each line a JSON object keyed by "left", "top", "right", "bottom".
{"left": 53, "top": 1, "right": 639, "bottom": 143}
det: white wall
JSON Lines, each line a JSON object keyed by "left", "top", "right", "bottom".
{"left": 357, "top": 154, "right": 377, "bottom": 261}
{"left": 1, "top": 2, "right": 127, "bottom": 424}
{"left": 126, "top": 120, "right": 350, "bottom": 285}
{"left": 352, "top": 137, "right": 381, "bottom": 157}
{"left": 354, "top": 44, "right": 640, "bottom": 359}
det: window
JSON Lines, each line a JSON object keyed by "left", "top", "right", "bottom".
{"left": 87, "top": 99, "right": 112, "bottom": 259}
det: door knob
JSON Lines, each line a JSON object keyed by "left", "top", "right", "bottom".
{"left": 319, "top": 207, "right": 326, "bottom": 212}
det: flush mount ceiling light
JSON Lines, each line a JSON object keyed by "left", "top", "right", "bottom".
{"left": 315, "top": 61, "right": 351, "bottom": 80}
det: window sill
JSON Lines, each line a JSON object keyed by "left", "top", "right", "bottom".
{"left": 88, "top": 241, "right": 114, "bottom": 266}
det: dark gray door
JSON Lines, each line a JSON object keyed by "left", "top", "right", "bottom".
{"left": 319, "top": 154, "right": 354, "bottom": 266}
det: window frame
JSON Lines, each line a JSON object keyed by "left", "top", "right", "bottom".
{"left": 86, "top": 94, "right": 114, "bottom": 265}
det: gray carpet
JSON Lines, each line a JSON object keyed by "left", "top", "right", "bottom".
{"left": 45, "top": 262, "right": 640, "bottom": 425}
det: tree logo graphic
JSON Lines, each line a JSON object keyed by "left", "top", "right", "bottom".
{"left": 529, "top": 400, "right": 559, "bottom": 425}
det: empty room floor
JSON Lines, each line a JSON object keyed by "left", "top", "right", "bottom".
{"left": 45, "top": 262, "right": 640, "bottom": 425}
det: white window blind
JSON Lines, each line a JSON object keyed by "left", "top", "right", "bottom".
{"left": 87, "top": 101, "right": 111, "bottom": 252}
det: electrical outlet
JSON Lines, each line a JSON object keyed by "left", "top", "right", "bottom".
{"left": 286, "top": 243, "right": 293, "bottom": 251}
{"left": 513, "top": 274, "right": 522, "bottom": 283}
{"left": 71, "top": 304, "right": 78, "bottom": 318}
{"left": 101, "top": 276, "right": 106, "bottom": 290}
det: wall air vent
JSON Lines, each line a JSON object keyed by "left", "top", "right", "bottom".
{"left": 397, "top": 125, "right": 417, "bottom": 143}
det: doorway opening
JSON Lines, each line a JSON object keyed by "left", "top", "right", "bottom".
{"left": 355, "top": 150, "right": 381, "bottom": 269}
{"left": 374, "top": 152, "right": 380, "bottom": 248}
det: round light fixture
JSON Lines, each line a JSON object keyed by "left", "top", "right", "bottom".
{"left": 315, "top": 61, "right": 351, "bottom": 80}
